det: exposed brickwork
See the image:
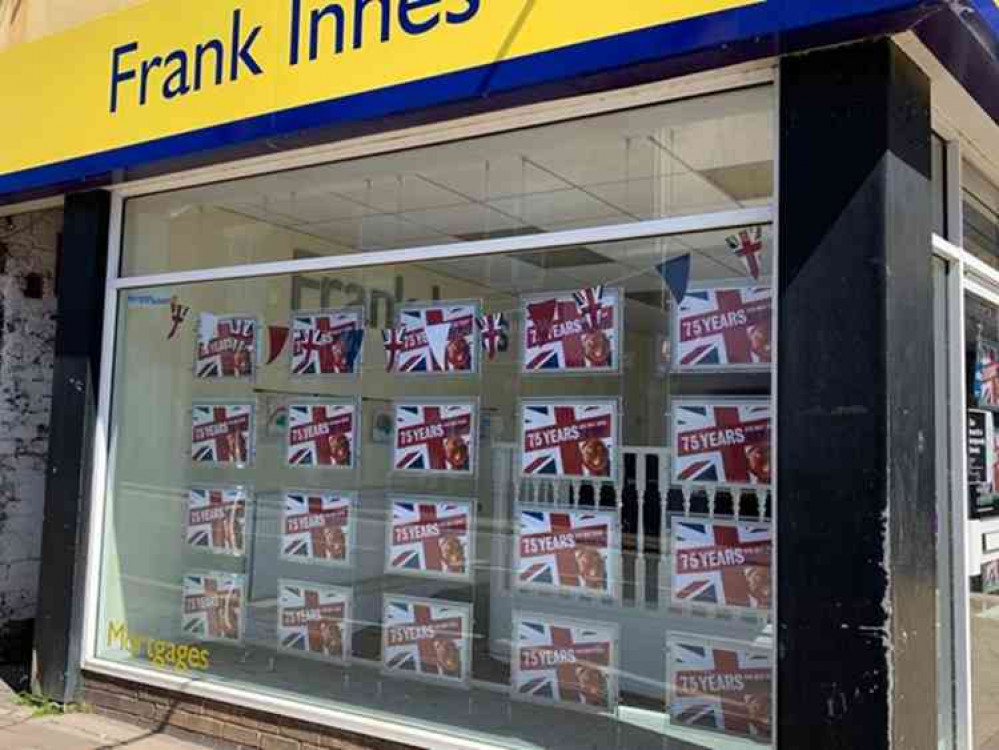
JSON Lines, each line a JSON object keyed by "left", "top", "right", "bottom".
{"left": 83, "top": 672, "right": 421, "bottom": 750}
{"left": 0, "top": 208, "right": 61, "bottom": 663}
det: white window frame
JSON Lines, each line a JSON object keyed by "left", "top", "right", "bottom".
{"left": 78, "top": 61, "right": 778, "bottom": 750}
{"left": 931, "top": 128, "right": 999, "bottom": 750}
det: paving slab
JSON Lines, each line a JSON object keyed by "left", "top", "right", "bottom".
{"left": 0, "top": 678, "right": 203, "bottom": 750}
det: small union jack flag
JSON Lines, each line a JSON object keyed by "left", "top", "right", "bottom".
{"left": 725, "top": 227, "right": 765, "bottom": 280}
{"left": 572, "top": 286, "right": 605, "bottom": 330}
{"left": 671, "top": 520, "right": 772, "bottom": 611}
{"left": 476, "top": 313, "right": 507, "bottom": 359}
{"left": 668, "top": 635, "right": 772, "bottom": 741}
{"left": 382, "top": 325, "right": 408, "bottom": 373}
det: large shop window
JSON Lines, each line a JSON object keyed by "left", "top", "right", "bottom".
{"left": 96, "top": 89, "right": 776, "bottom": 750}
{"left": 122, "top": 86, "right": 773, "bottom": 276}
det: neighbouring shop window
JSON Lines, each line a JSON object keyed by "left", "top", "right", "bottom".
{"left": 97, "top": 92, "right": 776, "bottom": 750}
{"left": 121, "top": 87, "right": 774, "bottom": 276}
{"left": 963, "top": 161, "right": 999, "bottom": 267}
{"left": 963, "top": 289, "right": 999, "bottom": 748}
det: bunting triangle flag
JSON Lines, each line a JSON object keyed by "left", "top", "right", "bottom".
{"left": 656, "top": 254, "right": 691, "bottom": 305}
{"left": 266, "top": 326, "right": 290, "bottom": 365}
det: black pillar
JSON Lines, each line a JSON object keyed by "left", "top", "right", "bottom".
{"left": 778, "top": 41, "right": 936, "bottom": 748}
{"left": 33, "top": 191, "right": 110, "bottom": 703}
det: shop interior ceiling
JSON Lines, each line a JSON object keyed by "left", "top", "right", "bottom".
{"left": 131, "top": 90, "right": 773, "bottom": 330}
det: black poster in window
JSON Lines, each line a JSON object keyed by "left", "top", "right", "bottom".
{"left": 968, "top": 409, "right": 999, "bottom": 519}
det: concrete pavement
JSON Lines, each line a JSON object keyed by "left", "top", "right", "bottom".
{"left": 0, "top": 675, "right": 203, "bottom": 750}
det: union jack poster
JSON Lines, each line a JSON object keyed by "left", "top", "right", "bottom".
{"left": 191, "top": 402, "right": 254, "bottom": 466}
{"left": 186, "top": 486, "right": 250, "bottom": 557}
{"left": 670, "top": 518, "right": 772, "bottom": 612}
{"left": 521, "top": 287, "right": 621, "bottom": 373}
{"left": 974, "top": 338, "right": 999, "bottom": 409}
{"left": 382, "top": 595, "right": 471, "bottom": 686}
{"left": 285, "top": 400, "right": 357, "bottom": 469}
{"left": 515, "top": 507, "right": 619, "bottom": 598}
{"left": 667, "top": 634, "right": 773, "bottom": 742}
{"left": 520, "top": 399, "right": 618, "bottom": 480}
{"left": 280, "top": 491, "right": 354, "bottom": 566}
{"left": 671, "top": 399, "right": 771, "bottom": 487}
{"left": 673, "top": 284, "right": 772, "bottom": 371}
{"left": 393, "top": 401, "right": 476, "bottom": 476}
{"left": 512, "top": 612, "right": 618, "bottom": 713}
{"left": 195, "top": 313, "right": 257, "bottom": 379}
{"left": 290, "top": 308, "right": 364, "bottom": 376}
{"left": 277, "top": 581, "right": 352, "bottom": 663}
{"left": 181, "top": 571, "right": 244, "bottom": 644}
{"left": 386, "top": 496, "right": 474, "bottom": 581}
{"left": 389, "top": 301, "right": 479, "bottom": 374}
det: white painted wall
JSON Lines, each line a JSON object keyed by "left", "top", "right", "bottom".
{"left": 0, "top": 207, "right": 60, "bottom": 659}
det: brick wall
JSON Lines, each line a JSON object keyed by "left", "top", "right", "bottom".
{"left": 0, "top": 207, "right": 61, "bottom": 663}
{"left": 83, "top": 672, "right": 421, "bottom": 750}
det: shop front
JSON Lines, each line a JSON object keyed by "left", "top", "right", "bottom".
{"left": 7, "top": 2, "right": 999, "bottom": 749}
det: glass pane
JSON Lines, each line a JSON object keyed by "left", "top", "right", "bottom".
{"left": 963, "top": 161, "right": 999, "bottom": 269}
{"left": 98, "top": 222, "right": 776, "bottom": 749}
{"left": 121, "top": 86, "right": 774, "bottom": 276}
{"left": 965, "top": 288, "right": 999, "bottom": 748}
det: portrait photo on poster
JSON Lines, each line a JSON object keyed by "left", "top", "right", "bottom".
{"left": 514, "top": 505, "right": 620, "bottom": 600}
{"left": 385, "top": 495, "right": 475, "bottom": 582}
{"left": 521, "top": 286, "right": 622, "bottom": 375}
{"left": 280, "top": 490, "right": 356, "bottom": 567}
{"left": 381, "top": 594, "right": 471, "bottom": 687}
